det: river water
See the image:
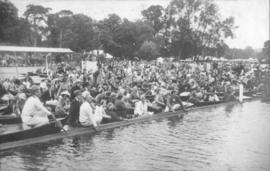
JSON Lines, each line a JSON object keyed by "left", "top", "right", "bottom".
{"left": 0, "top": 100, "right": 270, "bottom": 171}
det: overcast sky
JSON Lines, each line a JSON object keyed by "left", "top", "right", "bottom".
{"left": 9, "top": 0, "right": 269, "bottom": 49}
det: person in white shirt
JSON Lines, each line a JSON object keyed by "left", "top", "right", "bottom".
{"left": 134, "top": 94, "right": 152, "bottom": 116}
{"left": 94, "top": 100, "right": 111, "bottom": 125}
{"left": 21, "top": 85, "right": 52, "bottom": 127}
{"left": 79, "top": 91, "right": 97, "bottom": 128}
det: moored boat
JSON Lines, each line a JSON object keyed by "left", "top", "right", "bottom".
{"left": 193, "top": 101, "right": 223, "bottom": 107}
{"left": 0, "top": 115, "right": 22, "bottom": 124}
{"left": 0, "top": 117, "right": 67, "bottom": 144}
{"left": 0, "top": 110, "right": 184, "bottom": 150}
{"left": 0, "top": 96, "right": 267, "bottom": 151}
{"left": 0, "top": 104, "right": 12, "bottom": 115}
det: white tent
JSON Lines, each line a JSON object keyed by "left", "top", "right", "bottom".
{"left": 105, "top": 53, "right": 113, "bottom": 59}
{"left": 157, "top": 57, "right": 164, "bottom": 63}
{"left": 90, "top": 49, "right": 104, "bottom": 55}
{"left": 220, "top": 57, "right": 228, "bottom": 61}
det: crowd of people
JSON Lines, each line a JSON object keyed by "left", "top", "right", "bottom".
{"left": 0, "top": 59, "right": 269, "bottom": 130}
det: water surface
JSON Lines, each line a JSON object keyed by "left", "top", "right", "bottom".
{"left": 1, "top": 100, "right": 270, "bottom": 171}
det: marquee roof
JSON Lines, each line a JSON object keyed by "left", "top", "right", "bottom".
{"left": 0, "top": 46, "right": 73, "bottom": 53}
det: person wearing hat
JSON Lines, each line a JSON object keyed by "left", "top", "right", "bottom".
{"left": 148, "top": 88, "right": 166, "bottom": 113}
{"left": 14, "top": 88, "right": 27, "bottom": 116}
{"left": 166, "top": 89, "right": 187, "bottom": 112}
{"left": 55, "top": 91, "right": 71, "bottom": 117}
{"left": 64, "top": 89, "right": 82, "bottom": 130}
{"left": 79, "top": 90, "right": 98, "bottom": 128}
{"left": 21, "top": 85, "right": 53, "bottom": 127}
{"left": 40, "top": 81, "right": 55, "bottom": 103}
{"left": 70, "top": 80, "right": 82, "bottom": 100}
{"left": 134, "top": 94, "right": 152, "bottom": 116}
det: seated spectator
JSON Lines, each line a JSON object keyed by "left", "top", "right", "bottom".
{"left": 134, "top": 94, "right": 152, "bottom": 116}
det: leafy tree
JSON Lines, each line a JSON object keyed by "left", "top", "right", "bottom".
{"left": 47, "top": 10, "right": 74, "bottom": 47}
{"left": 142, "top": 5, "right": 165, "bottom": 36}
{"left": 138, "top": 40, "right": 159, "bottom": 60}
{"left": 98, "top": 15, "right": 155, "bottom": 59}
{"left": 0, "top": 0, "right": 238, "bottom": 62}
{"left": 223, "top": 46, "right": 261, "bottom": 60}
{"left": 68, "top": 14, "right": 96, "bottom": 52}
{"left": 0, "top": 0, "right": 18, "bottom": 43}
{"left": 10, "top": 18, "right": 34, "bottom": 46}
{"left": 116, "top": 19, "right": 137, "bottom": 59}
{"left": 97, "top": 14, "right": 122, "bottom": 57}
{"left": 216, "top": 41, "right": 229, "bottom": 58}
{"left": 167, "top": 0, "right": 236, "bottom": 59}
{"left": 133, "top": 21, "right": 155, "bottom": 50}
{"left": 115, "top": 19, "right": 155, "bottom": 59}
{"left": 24, "top": 4, "right": 51, "bottom": 46}
{"left": 48, "top": 12, "right": 96, "bottom": 52}
{"left": 0, "top": 0, "right": 34, "bottom": 46}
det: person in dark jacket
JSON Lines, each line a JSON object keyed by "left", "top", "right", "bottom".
{"left": 166, "top": 90, "right": 186, "bottom": 112}
{"left": 40, "top": 83, "right": 55, "bottom": 103}
{"left": 70, "top": 80, "right": 83, "bottom": 99}
{"left": 63, "top": 90, "right": 82, "bottom": 130}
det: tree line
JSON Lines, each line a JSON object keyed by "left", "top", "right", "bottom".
{"left": 0, "top": 0, "right": 268, "bottom": 61}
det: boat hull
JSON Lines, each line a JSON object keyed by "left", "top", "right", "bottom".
{"left": 0, "top": 117, "right": 67, "bottom": 144}
{"left": 194, "top": 101, "right": 223, "bottom": 107}
{"left": 0, "top": 97, "right": 266, "bottom": 151}
{"left": 0, "top": 116, "right": 22, "bottom": 124}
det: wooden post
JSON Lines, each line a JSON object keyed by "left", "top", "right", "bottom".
{"left": 14, "top": 52, "right": 18, "bottom": 77}
{"left": 264, "top": 81, "right": 270, "bottom": 97}
{"left": 46, "top": 53, "right": 48, "bottom": 76}
{"left": 239, "top": 83, "right": 243, "bottom": 102}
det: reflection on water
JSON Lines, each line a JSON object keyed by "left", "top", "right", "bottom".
{"left": 1, "top": 100, "right": 270, "bottom": 171}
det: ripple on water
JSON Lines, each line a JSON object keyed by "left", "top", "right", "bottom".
{"left": 1, "top": 100, "right": 270, "bottom": 171}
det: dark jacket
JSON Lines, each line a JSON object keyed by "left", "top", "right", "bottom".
{"left": 41, "top": 89, "right": 55, "bottom": 103}
{"left": 70, "top": 85, "right": 80, "bottom": 100}
{"left": 67, "top": 98, "right": 80, "bottom": 126}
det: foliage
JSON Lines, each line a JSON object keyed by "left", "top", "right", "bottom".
{"left": 97, "top": 14, "right": 122, "bottom": 57}
{"left": 138, "top": 40, "right": 160, "bottom": 60}
{"left": 68, "top": 14, "right": 96, "bottom": 52}
{"left": 224, "top": 46, "right": 260, "bottom": 59}
{"left": 167, "top": 0, "right": 237, "bottom": 59}
{"left": 0, "top": 0, "right": 242, "bottom": 61}
{"left": 142, "top": 5, "right": 165, "bottom": 36}
{"left": 98, "top": 15, "right": 154, "bottom": 59}
{"left": 47, "top": 10, "right": 74, "bottom": 48}
{"left": 0, "top": 0, "right": 18, "bottom": 43}
{"left": 23, "top": 4, "right": 51, "bottom": 46}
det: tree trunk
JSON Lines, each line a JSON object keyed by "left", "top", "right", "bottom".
{"left": 33, "top": 35, "right": 37, "bottom": 47}
{"left": 178, "top": 41, "right": 184, "bottom": 60}
{"left": 59, "top": 30, "right": 63, "bottom": 48}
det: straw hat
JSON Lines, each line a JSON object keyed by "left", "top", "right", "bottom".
{"left": 40, "top": 82, "right": 48, "bottom": 90}
{"left": 61, "top": 91, "right": 70, "bottom": 97}
{"left": 75, "top": 79, "right": 83, "bottom": 84}
{"left": 82, "top": 91, "right": 90, "bottom": 98}
{"left": 73, "top": 89, "right": 82, "bottom": 97}
{"left": 29, "top": 85, "right": 40, "bottom": 94}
